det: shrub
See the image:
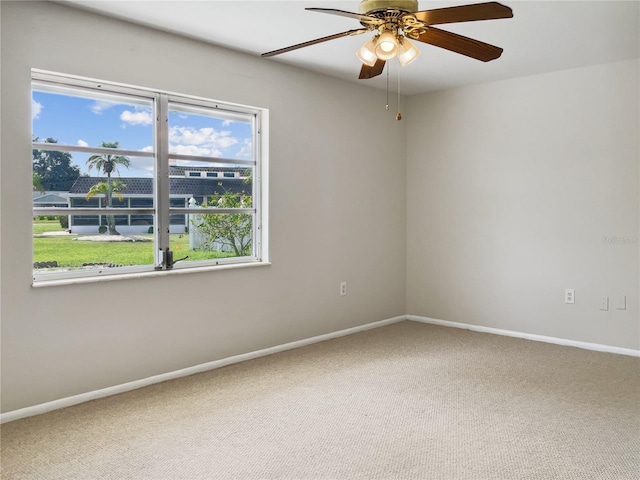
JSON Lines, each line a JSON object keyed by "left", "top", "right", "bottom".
{"left": 58, "top": 215, "right": 69, "bottom": 229}
{"left": 98, "top": 225, "right": 107, "bottom": 234}
{"left": 148, "top": 226, "right": 154, "bottom": 234}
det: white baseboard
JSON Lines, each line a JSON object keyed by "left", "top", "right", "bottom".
{"left": 4, "top": 314, "right": 637, "bottom": 423}
{"left": 407, "top": 315, "right": 640, "bottom": 357}
{"left": 0, "top": 316, "right": 406, "bottom": 424}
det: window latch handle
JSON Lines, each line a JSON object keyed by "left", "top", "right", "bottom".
{"left": 163, "top": 249, "right": 189, "bottom": 269}
{"left": 172, "top": 255, "right": 189, "bottom": 266}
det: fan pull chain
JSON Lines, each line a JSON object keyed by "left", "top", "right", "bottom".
{"left": 385, "top": 62, "right": 390, "bottom": 111}
{"left": 396, "top": 62, "right": 402, "bottom": 121}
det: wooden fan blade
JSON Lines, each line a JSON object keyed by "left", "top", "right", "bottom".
{"left": 261, "top": 29, "right": 368, "bottom": 57}
{"left": 413, "top": 2, "right": 513, "bottom": 25}
{"left": 359, "top": 59, "right": 386, "bottom": 79}
{"left": 306, "top": 8, "right": 383, "bottom": 27}
{"left": 415, "top": 27, "right": 503, "bottom": 62}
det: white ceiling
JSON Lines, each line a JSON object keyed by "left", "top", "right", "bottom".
{"left": 61, "top": 1, "right": 639, "bottom": 96}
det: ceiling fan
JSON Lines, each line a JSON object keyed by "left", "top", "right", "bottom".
{"left": 261, "top": 1, "right": 513, "bottom": 80}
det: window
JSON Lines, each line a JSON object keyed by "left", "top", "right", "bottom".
{"left": 32, "top": 71, "right": 268, "bottom": 284}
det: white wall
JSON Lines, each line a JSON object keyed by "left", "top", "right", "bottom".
{"left": 0, "top": 2, "right": 407, "bottom": 412}
{"left": 406, "top": 59, "right": 639, "bottom": 349}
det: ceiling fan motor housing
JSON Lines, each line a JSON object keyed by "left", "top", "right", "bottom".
{"left": 359, "top": 0, "right": 418, "bottom": 15}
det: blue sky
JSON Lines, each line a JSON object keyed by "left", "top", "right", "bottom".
{"left": 32, "top": 90, "right": 253, "bottom": 178}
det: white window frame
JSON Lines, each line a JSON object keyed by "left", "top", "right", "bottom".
{"left": 32, "top": 70, "right": 269, "bottom": 286}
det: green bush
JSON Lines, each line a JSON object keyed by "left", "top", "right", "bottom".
{"left": 58, "top": 215, "right": 69, "bottom": 229}
{"left": 148, "top": 226, "right": 154, "bottom": 234}
{"left": 98, "top": 225, "right": 107, "bottom": 234}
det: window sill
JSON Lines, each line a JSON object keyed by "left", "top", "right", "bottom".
{"left": 32, "top": 261, "right": 271, "bottom": 288}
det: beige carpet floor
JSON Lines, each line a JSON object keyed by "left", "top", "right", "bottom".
{"left": 1, "top": 321, "right": 639, "bottom": 479}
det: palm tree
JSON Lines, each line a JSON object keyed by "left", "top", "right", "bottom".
{"left": 86, "top": 141, "right": 130, "bottom": 235}
{"left": 86, "top": 180, "right": 126, "bottom": 201}
{"left": 86, "top": 180, "right": 127, "bottom": 233}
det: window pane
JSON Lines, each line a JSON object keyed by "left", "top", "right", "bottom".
{"left": 130, "top": 215, "right": 153, "bottom": 226}
{"left": 63, "top": 155, "right": 154, "bottom": 235}
{"left": 71, "top": 215, "right": 99, "bottom": 226}
{"left": 32, "top": 89, "right": 153, "bottom": 152}
{"left": 170, "top": 160, "right": 253, "bottom": 206}
{"left": 130, "top": 198, "right": 153, "bottom": 208}
{"left": 168, "top": 104, "right": 253, "bottom": 161}
{"left": 33, "top": 147, "right": 83, "bottom": 193}
{"left": 70, "top": 198, "right": 99, "bottom": 208}
{"left": 183, "top": 213, "right": 253, "bottom": 261}
{"left": 169, "top": 159, "right": 254, "bottom": 264}
{"left": 100, "top": 215, "right": 129, "bottom": 226}
{"left": 33, "top": 83, "right": 156, "bottom": 277}
{"left": 170, "top": 214, "right": 187, "bottom": 226}
{"left": 33, "top": 234, "right": 155, "bottom": 272}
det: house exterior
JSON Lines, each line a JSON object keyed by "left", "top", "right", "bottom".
{"left": 64, "top": 166, "right": 252, "bottom": 234}
{"left": 32, "top": 191, "right": 70, "bottom": 209}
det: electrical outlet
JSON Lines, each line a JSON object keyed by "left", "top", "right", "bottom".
{"left": 600, "top": 297, "right": 609, "bottom": 311}
{"left": 616, "top": 296, "right": 627, "bottom": 310}
{"left": 564, "top": 289, "right": 575, "bottom": 304}
{"left": 340, "top": 282, "right": 347, "bottom": 296}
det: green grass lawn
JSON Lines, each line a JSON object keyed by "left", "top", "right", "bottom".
{"left": 33, "top": 220, "right": 62, "bottom": 235}
{"left": 33, "top": 222, "right": 233, "bottom": 268}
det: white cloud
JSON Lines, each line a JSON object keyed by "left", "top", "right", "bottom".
{"left": 222, "top": 119, "right": 233, "bottom": 127}
{"left": 77, "top": 139, "right": 89, "bottom": 147}
{"left": 91, "top": 100, "right": 116, "bottom": 114}
{"left": 236, "top": 138, "right": 252, "bottom": 158}
{"left": 32, "top": 99, "right": 43, "bottom": 119}
{"left": 168, "top": 126, "right": 238, "bottom": 157}
{"left": 169, "top": 144, "right": 222, "bottom": 157}
{"left": 170, "top": 126, "right": 219, "bottom": 145}
{"left": 120, "top": 109, "right": 153, "bottom": 126}
{"left": 140, "top": 145, "right": 154, "bottom": 153}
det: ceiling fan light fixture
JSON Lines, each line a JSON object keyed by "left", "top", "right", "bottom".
{"left": 356, "top": 35, "right": 379, "bottom": 67}
{"left": 262, "top": 2, "right": 513, "bottom": 81}
{"left": 397, "top": 36, "right": 420, "bottom": 66}
{"left": 374, "top": 30, "right": 398, "bottom": 60}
